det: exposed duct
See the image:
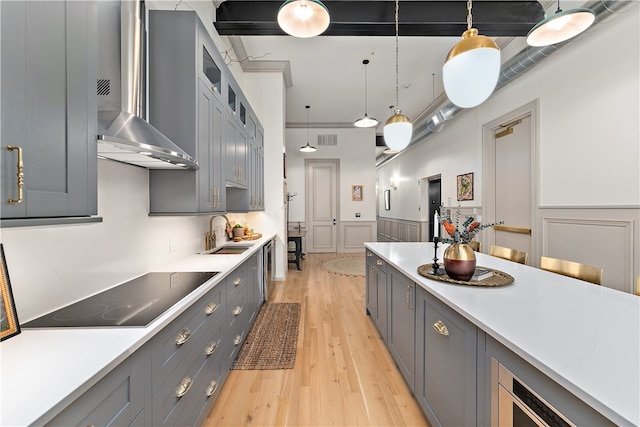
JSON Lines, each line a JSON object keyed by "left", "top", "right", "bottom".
{"left": 376, "top": 0, "right": 636, "bottom": 168}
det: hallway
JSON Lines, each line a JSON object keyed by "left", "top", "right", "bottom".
{"left": 205, "top": 253, "right": 429, "bottom": 426}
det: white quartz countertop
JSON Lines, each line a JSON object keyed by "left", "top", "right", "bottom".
{"left": 0, "top": 234, "right": 274, "bottom": 427}
{"left": 365, "top": 242, "right": 640, "bottom": 427}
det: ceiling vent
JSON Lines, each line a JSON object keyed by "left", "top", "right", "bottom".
{"left": 317, "top": 134, "right": 337, "bottom": 146}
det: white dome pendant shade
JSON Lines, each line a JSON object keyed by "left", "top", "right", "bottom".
{"left": 277, "top": 0, "right": 330, "bottom": 38}
{"left": 383, "top": 0, "right": 413, "bottom": 152}
{"left": 384, "top": 110, "right": 413, "bottom": 151}
{"left": 299, "top": 105, "right": 317, "bottom": 153}
{"left": 442, "top": 0, "right": 500, "bottom": 109}
{"left": 526, "top": 3, "right": 595, "bottom": 46}
{"left": 354, "top": 59, "right": 379, "bottom": 128}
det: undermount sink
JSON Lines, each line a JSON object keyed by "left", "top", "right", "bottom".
{"left": 201, "top": 245, "right": 252, "bottom": 255}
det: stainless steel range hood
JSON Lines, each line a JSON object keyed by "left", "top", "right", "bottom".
{"left": 97, "top": 0, "right": 198, "bottom": 170}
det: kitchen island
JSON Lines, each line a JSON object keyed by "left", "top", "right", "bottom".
{"left": 0, "top": 234, "right": 274, "bottom": 426}
{"left": 365, "top": 242, "right": 639, "bottom": 426}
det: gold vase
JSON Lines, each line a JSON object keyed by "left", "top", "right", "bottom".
{"left": 443, "top": 243, "right": 476, "bottom": 281}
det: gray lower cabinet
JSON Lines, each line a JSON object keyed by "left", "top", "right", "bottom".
{"left": 415, "top": 286, "right": 477, "bottom": 427}
{"left": 387, "top": 267, "right": 415, "bottom": 391}
{"left": 365, "top": 251, "right": 389, "bottom": 341}
{"left": 45, "top": 344, "right": 151, "bottom": 427}
{"left": 1, "top": 0, "right": 97, "bottom": 222}
{"left": 482, "top": 335, "right": 616, "bottom": 427}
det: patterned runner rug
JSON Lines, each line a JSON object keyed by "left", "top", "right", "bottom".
{"left": 231, "top": 302, "right": 300, "bottom": 370}
{"left": 320, "top": 255, "right": 365, "bottom": 276}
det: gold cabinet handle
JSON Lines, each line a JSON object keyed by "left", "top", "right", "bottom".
{"left": 406, "top": 285, "right": 414, "bottom": 309}
{"left": 205, "top": 303, "right": 218, "bottom": 315}
{"left": 205, "top": 380, "right": 219, "bottom": 397}
{"left": 232, "top": 305, "right": 243, "bottom": 316}
{"left": 6, "top": 145, "right": 24, "bottom": 204}
{"left": 205, "top": 340, "right": 219, "bottom": 356}
{"left": 175, "top": 376, "right": 193, "bottom": 398}
{"left": 376, "top": 259, "right": 384, "bottom": 266}
{"left": 367, "top": 251, "right": 373, "bottom": 257}
{"left": 432, "top": 320, "right": 449, "bottom": 336}
{"left": 493, "top": 225, "right": 531, "bottom": 235}
{"left": 175, "top": 328, "right": 192, "bottom": 346}
{"left": 233, "top": 334, "right": 243, "bottom": 345}
{"left": 233, "top": 277, "right": 242, "bottom": 286}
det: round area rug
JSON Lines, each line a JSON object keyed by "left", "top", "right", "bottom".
{"left": 321, "top": 256, "right": 365, "bottom": 276}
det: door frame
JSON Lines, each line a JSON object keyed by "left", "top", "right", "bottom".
{"left": 305, "top": 158, "right": 340, "bottom": 253}
{"left": 482, "top": 100, "right": 539, "bottom": 265}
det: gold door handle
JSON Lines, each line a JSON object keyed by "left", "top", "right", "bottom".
{"left": 175, "top": 328, "right": 192, "bottom": 345}
{"left": 232, "top": 305, "right": 243, "bottom": 316}
{"left": 175, "top": 376, "right": 193, "bottom": 398}
{"left": 205, "top": 380, "right": 219, "bottom": 397}
{"left": 376, "top": 259, "right": 384, "bottom": 266}
{"left": 432, "top": 320, "right": 449, "bottom": 336}
{"left": 6, "top": 145, "right": 24, "bottom": 204}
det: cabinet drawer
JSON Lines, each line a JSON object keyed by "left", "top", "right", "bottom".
{"left": 46, "top": 344, "right": 149, "bottom": 427}
{"left": 176, "top": 340, "right": 225, "bottom": 427}
{"left": 152, "top": 321, "right": 225, "bottom": 427}
{"left": 151, "top": 283, "right": 224, "bottom": 393}
{"left": 226, "top": 266, "right": 246, "bottom": 302}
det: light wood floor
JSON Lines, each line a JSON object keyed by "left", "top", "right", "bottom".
{"left": 205, "top": 253, "right": 429, "bottom": 426}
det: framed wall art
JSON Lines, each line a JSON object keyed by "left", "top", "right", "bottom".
{"left": 457, "top": 172, "right": 474, "bottom": 201}
{"left": 352, "top": 185, "right": 363, "bottom": 201}
{"left": 1, "top": 244, "right": 20, "bottom": 341}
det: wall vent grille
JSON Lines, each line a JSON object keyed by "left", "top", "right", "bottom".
{"left": 97, "top": 79, "right": 110, "bottom": 96}
{"left": 317, "top": 134, "right": 337, "bottom": 146}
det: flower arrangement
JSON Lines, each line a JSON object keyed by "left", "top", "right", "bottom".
{"left": 438, "top": 206, "right": 503, "bottom": 244}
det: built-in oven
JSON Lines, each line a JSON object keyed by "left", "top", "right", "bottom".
{"left": 263, "top": 239, "right": 274, "bottom": 301}
{"left": 491, "top": 358, "right": 575, "bottom": 427}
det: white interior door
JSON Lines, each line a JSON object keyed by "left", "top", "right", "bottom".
{"left": 494, "top": 115, "right": 533, "bottom": 260}
{"left": 306, "top": 159, "right": 338, "bottom": 252}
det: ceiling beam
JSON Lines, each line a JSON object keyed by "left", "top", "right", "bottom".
{"left": 214, "top": 1, "right": 545, "bottom": 37}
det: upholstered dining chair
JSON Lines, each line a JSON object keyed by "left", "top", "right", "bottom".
{"left": 468, "top": 240, "right": 481, "bottom": 252}
{"left": 539, "top": 256, "right": 603, "bottom": 285}
{"left": 489, "top": 245, "right": 528, "bottom": 265}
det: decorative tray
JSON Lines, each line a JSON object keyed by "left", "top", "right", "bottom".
{"left": 417, "top": 264, "right": 514, "bottom": 287}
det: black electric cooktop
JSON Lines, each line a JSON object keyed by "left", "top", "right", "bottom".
{"left": 22, "top": 272, "right": 219, "bottom": 328}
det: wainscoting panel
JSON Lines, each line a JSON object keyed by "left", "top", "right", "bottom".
{"left": 377, "top": 217, "right": 424, "bottom": 242}
{"left": 543, "top": 214, "right": 635, "bottom": 293}
{"left": 340, "top": 222, "right": 376, "bottom": 252}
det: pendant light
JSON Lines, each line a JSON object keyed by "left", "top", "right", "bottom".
{"left": 383, "top": 0, "right": 412, "bottom": 152}
{"left": 354, "top": 59, "right": 379, "bottom": 128}
{"left": 299, "top": 105, "right": 317, "bottom": 153}
{"left": 442, "top": 0, "right": 500, "bottom": 109}
{"left": 277, "top": 0, "right": 330, "bottom": 38}
{"left": 526, "top": 0, "right": 595, "bottom": 47}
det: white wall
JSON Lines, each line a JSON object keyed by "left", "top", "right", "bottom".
{"left": 1, "top": 160, "right": 213, "bottom": 322}
{"left": 379, "top": 8, "right": 640, "bottom": 215}
{"left": 285, "top": 127, "right": 377, "bottom": 223}
{"left": 376, "top": 8, "right": 640, "bottom": 291}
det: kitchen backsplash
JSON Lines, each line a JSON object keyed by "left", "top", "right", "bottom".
{"left": 0, "top": 159, "right": 250, "bottom": 322}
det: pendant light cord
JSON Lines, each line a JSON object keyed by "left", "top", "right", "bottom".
{"left": 394, "top": 0, "right": 399, "bottom": 109}
{"left": 306, "top": 106, "right": 310, "bottom": 143}
{"left": 363, "top": 61, "right": 369, "bottom": 115}
{"left": 466, "top": 0, "right": 473, "bottom": 30}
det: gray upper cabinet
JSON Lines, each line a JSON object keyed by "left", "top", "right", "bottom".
{"left": 1, "top": 1, "right": 97, "bottom": 223}
{"left": 148, "top": 11, "right": 226, "bottom": 214}
{"left": 415, "top": 286, "right": 478, "bottom": 427}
